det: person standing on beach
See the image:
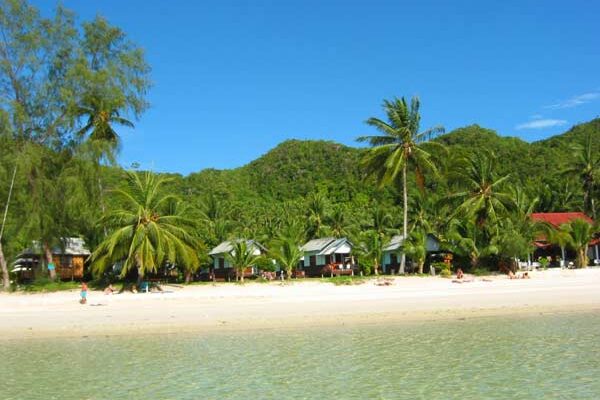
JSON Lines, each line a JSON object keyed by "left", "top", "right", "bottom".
{"left": 80, "top": 282, "right": 88, "bottom": 304}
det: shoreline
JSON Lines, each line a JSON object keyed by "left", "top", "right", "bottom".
{"left": 2, "top": 268, "right": 600, "bottom": 340}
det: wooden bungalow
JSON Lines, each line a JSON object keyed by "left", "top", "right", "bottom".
{"left": 299, "top": 237, "right": 356, "bottom": 277}
{"left": 12, "top": 237, "right": 90, "bottom": 281}
{"left": 208, "top": 239, "right": 267, "bottom": 281}
{"left": 381, "top": 234, "right": 441, "bottom": 274}
{"left": 531, "top": 212, "right": 599, "bottom": 266}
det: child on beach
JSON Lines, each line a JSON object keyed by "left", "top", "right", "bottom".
{"left": 80, "top": 282, "right": 88, "bottom": 304}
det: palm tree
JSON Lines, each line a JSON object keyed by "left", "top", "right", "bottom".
{"left": 270, "top": 235, "right": 303, "bottom": 280}
{"left": 563, "top": 218, "right": 594, "bottom": 268}
{"left": 356, "top": 230, "right": 386, "bottom": 275}
{"left": 91, "top": 172, "right": 199, "bottom": 283}
{"left": 445, "top": 218, "right": 499, "bottom": 269}
{"left": 562, "top": 132, "right": 600, "bottom": 219}
{"left": 225, "top": 241, "right": 263, "bottom": 282}
{"left": 306, "top": 192, "right": 329, "bottom": 239}
{"left": 404, "top": 228, "right": 428, "bottom": 274}
{"left": 75, "top": 96, "right": 134, "bottom": 153}
{"left": 328, "top": 205, "right": 351, "bottom": 238}
{"left": 357, "top": 96, "right": 444, "bottom": 273}
{"left": 448, "top": 152, "right": 514, "bottom": 233}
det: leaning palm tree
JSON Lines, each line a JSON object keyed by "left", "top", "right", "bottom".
{"left": 562, "top": 132, "right": 600, "bottom": 219}
{"left": 91, "top": 172, "right": 199, "bottom": 283}
{"left": 225, "top": 241, "right": 263, "bottom": 282}
{"left": 563, "top": 218, "right": 594, "bottom": 268}
{"left": 357, "top": 96, "right": 444, "bottom": 273}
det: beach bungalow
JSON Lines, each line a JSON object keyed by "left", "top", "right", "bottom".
{"left": 208, "top": 239, "right": 267, "bottom": 281}
{"left": 299, "top": 237, "right": 356, "bottom": 277}
{"left": 530, "top": 212, "right": 599, "bottom": 266}
{"left": 12, "top": 237, "right": 91, "bottom": 281}
{"left": 382, "top": 234, "right": 441, "bottom": 274}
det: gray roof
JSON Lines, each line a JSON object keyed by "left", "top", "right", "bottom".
{"left": 20, "top": 237, "right": 91, "bottom": 257}
{"left": 301, "top": 237, "right": 353, "bottom": 255}
{"left": 383, "top": 234, "right": 441, "bottom": 252}
{"left": 383, "top": 235, "right": 406, "bottom": 252}
{"left": 301, "top": 237, "right": 336, "bottom": 252}
{"left": 209, "top": 239, "right": 265, "bottom": 256}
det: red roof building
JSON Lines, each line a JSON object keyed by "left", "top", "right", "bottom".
{"left": 531, "top": 212, "right": 594, "bottom": 227}
{"left": 531, "top": 212, "right": 598, "bottom": 247}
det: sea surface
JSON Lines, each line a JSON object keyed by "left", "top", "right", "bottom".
{"left": 1, "top": 311, "right": 600, "bottom": 399}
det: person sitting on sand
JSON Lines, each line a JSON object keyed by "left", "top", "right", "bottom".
{"left": 508, "top": 270, "right": 517, "bottom": 280}
{"left": 104, "top": 283, "right": 115, "bottom": 295}
{"left": 456, "top": 268, "right": 464, "bottom": 279}
{"left": 522, "top": 272, "right": 530, "bottom": 279}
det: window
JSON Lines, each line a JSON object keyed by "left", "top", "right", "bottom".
{"left": 309, "top": 255, "right": 317, "bottom": 266}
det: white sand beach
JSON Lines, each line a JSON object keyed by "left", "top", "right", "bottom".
{"left": 2, "top": 268, "right": 600, "bottom": 340}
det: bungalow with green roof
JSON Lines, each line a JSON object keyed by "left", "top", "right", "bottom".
{"left": 208, "top": 239, "right": 267, "bottom": 281}
{"left": 300, "top": 237, "right": 356, "bottom": 277}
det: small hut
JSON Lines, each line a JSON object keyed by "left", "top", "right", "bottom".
{"left": 13, "top": 238, "right": 91, "bottom": 281}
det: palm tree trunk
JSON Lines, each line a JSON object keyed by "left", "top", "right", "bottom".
{"left": 400, "top": 163, "right": 407, "bottom": 274}
{"left": 185, "top": 270, "right": 192, "bottom": 284}
{"left": 239, "top": 268, "right": 244, "bottom": 282}
{"left": 418, "top": 262, "right": 424, "bottom": 275}
{"left": 561, "top": 246, "right": 566, "bottom": 267}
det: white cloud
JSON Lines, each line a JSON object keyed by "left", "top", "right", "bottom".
{"left": 515, "top": 118, "right": 568, "bottom": 130}
{"left": 545, "top": 92, "right": 600, "bottom": 109}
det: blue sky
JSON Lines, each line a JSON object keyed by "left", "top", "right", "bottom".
{"left": 34, "top": 0, "right": 600, "bottom": 175}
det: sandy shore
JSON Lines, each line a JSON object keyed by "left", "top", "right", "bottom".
{"left": 2, "top": 268, "right": 600, "bottom": 340}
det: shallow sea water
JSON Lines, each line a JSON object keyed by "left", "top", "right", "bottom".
{"left": 1, "top": 311, "right": 600, "bottom": 399}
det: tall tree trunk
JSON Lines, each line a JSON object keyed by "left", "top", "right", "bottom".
{"left": 0, "top": 242, "right": 9, "bottom": 290}
{"left": 418, "top": 261, "right": 424, "bottom": 275}
{"left": 44, "top": 243, "right": 56, "bottom": 280}
{"left": 400, "top": 164, "right": 407, "bottom": 274}
{"left": 0, "top": 164, "right": 17, "bottom": 290}
{"left": 185, "top": 270, "right": 192, "bottom": 284}
{"left": 239, "top": 268, "right": 244, "bottom": 283}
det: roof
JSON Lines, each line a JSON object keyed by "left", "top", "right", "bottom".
{"left": 209, "top": 239, "right": 265, "bottom": 256}
{"left": 531, "top": 212, "right": 594, "bottom": 227}
{"left": 301, "top": 237, "right": 353, "bottom": 255}
{"left": 382, "top": 235, "right": 406, "bottom": 252}
{"left": 20, "top": 237, "right": 90, "bottom": 257}
{"left": 382, "top": 234, "right": 441, "bottom": 252}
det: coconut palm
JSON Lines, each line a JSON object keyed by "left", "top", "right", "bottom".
{"left": 76, "top": 96, "right": 134, "bottom": 152}
{"left": 404, "top": 228, "right": 430, "bottom": 274}
{"left": 306, "top": 192, "right": 329, "bottom": 239}
{"left": 563, "top": 218, "right": 594, "bottom": 268}
{"left": 562, "top": 132, "right": 600, "bottom": 219}
{"left": 445, "top": 218, "right": 499, "bottom": 269}
{"left": 91, "top": 172, "right": 199, "bottom": 282}
{"left": 328, "top": 205, "right": 352, "bottom": 238}
{"left": 448, "top": 152, "right": 514, "bottom": 233}
{"left": 356, "top": 230, "right": 386, "bottom": 275}
{"left": 225, "top": 241, "right": 263, "bottom": 282}
{"left": 357, "top": 96, "right": 444, "bottom": 273}
{"left": 270, "top": 235, "right": 303, "bottom": 280}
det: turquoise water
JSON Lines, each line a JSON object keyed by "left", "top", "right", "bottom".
{"left": 1, "top": 311, "right": 600, "bottom": 399}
